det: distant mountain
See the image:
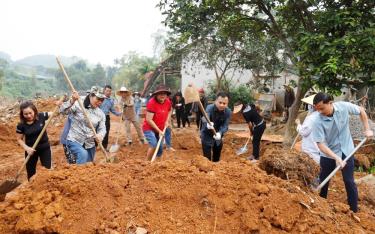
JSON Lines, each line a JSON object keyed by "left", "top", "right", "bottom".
{"left": 15, "top": 54, "right": 81, "bottom": 68}
{"left": 0, "top": 51, "right": 12, "bottom": 62}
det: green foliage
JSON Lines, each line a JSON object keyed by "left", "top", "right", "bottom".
{"left": 112, "top": 52, "right": 158, "bottom": 91}
{"left": 159, "top": 0, "right": 286, "bottom": 90}
{"left": 229, "top": 85, "right": 254, "bottom": 110}
{"left": 206, "top": 81, "right": 253, "bottom": 109}
{"left": 54, "top": 60, "right": 111, "bottom": 93}
{"left": 1, "top": 59, "right": 112, "bottom": 99}
{"left": 295, "top": 1, "right": 375, "bottom": 93}
{"left": 369, "top": 166, "right": 375, "bottom": 174}
{"left": 159, "top": 0, "right": 375, "bottom": 96}
{"left": 0, "top": 69, "right": 4, "bottom": 91}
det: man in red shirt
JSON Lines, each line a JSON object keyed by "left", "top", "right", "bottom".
{"left": 142, "top": 84, "right": 172, "bottom": 160}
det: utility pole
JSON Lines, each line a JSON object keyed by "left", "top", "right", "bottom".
{"left": 163, "top": 69, "right": 166, "bottom": 85}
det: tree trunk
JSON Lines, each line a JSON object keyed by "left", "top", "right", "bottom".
{"left": 284, "top": 78, "right": 307, "bottom": 145}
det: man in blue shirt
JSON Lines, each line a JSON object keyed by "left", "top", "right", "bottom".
{"left": 200, "top": 92, "right": 231, "bottom": 162}
{"left": 312, "top": 92, "right": 373, "bottom": 212}
{"left": 100, "top": 85, "right": 122, "bottom": 150}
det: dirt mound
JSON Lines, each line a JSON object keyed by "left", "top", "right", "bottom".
{"left": 259, "top": 147, "right": 320, "bottom": 185}
{"left": 1, "top": 97, "right": 375, "bottom": 233}
{"left": 1, "top": 157, "right": 374, "bottom": 233}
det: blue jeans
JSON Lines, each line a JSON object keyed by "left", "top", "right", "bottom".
{"left": 67, "top": 140, "right": 96, "bottom": 164}
{"left": 165, "top": 127, "right": 172, "bottom": 148}
{"left": 135, "top": 106, "right": 141, "bottom": 120}
{"left": 143, "top": 130, "right": 163, "bottom": 157}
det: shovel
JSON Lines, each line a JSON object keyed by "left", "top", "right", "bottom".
{"left": 109, "top": 111, "right": 124, "bottom": 153}
{"left": 56, "top": 57, "right": 116, "bottom": 163}
{"left": 312, "top": 137, "right": 367, "bottom": 191}
{"left": 290, "top": 133, "right": 300, "bottom": 149}
{"left": 184, "top": 84, "right": 216, "bottom": 161}
{"left": 150, "top": 126, "right": 168, "bottom": 162}
{"left": 236, "top": 136, "right": 251, "bottom": 155}
{"left": 0, "top": 97, "right": 63, "bottom": 201}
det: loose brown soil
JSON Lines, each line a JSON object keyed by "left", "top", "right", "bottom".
{"left": 0, "top": 99, "right": 374, "bottom": 233}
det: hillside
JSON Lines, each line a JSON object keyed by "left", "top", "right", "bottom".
{"left": 14, "top": 54, "right": 81, "bottom": 68}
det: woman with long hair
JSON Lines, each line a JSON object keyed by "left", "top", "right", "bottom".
{"left": 16, "top": 101, "right": 52, "bottom": 180}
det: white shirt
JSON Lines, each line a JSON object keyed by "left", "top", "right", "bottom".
{"left": 297, "top": 111, "right": 320, "bottom": 164}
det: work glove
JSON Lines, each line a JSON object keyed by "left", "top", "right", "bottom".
{"left": 213, "top": 132, "right": 221, "bottom": 141}
{"left": 207, "top": 122, "right": 215, "bottom": 130}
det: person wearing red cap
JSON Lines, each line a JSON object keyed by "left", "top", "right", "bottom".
{"left": 192, "top": 88, "right": 208, "bottom": 130}
{"left": 142, "top": 84, "right": 172, "bottom": 160}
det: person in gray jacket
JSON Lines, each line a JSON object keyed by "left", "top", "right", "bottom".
{"left": 60, "top": 86, "right": 106, "bottom": 164}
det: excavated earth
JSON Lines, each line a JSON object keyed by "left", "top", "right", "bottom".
{"left": 0, "top": 98, "right": 374, "bottom": 233}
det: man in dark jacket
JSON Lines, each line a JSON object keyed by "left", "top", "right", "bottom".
{"left": 200, "top": 92, "right": 231, "bottom": 162}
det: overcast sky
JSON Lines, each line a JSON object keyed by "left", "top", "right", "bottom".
{"left": 0, "top": 0, "right": 165, "bottom": 65}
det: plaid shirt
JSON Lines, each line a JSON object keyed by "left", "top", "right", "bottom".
{"left": 100, "top": 97, "right": 121, "bottom": 116}
{"left": 60, "top": 99, "right": 106, "bottom": 149}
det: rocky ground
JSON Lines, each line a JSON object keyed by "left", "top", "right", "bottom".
{"left": 0, "top": 98, "right": 374, "bottom": 233}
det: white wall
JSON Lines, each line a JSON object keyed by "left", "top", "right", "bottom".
{"left": 180, "top": 58, "right": 252, "bottom": 92}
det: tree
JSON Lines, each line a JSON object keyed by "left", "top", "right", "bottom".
{"left": 0, "top": 69, "right": 4, "bottom": 91}
{"left": 90, "top": 63, "right": 106, "bottom": 87}
{"left": 112, "top": 52, "right": 158, "bottom": 91}
{"left": 159, "top": 0, "right": 375, "bottom": 143}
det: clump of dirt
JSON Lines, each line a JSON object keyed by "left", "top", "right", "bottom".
{"left": 356, "top": 174, "right": 375, "bottom": 206}
{"left": 259, "top": 147, "right": 320, "bottom": 185}
{"left": 356, "top": 154, "right": 372, "bottom": 170}
{"left": 1, "top": 157, "right": 374, "bottom": 233}
{"left": 229, "top": 112, "right": 244, "bottom": 124}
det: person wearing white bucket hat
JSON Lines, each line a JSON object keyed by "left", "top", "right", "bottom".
{"left": 117, "top": 86, "right": 145, "bottom": 145}
{"left": 295, "top": 94, "right": 320, "bottom": 164}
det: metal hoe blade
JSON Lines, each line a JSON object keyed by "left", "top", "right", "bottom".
{"left": 236, "top": 146, "right": 248, "bottom": 155}
{"left": 0, "top": 180, "right": 21, "bottom": 201}
{"left": 109, "top": 143, "right": 120, "bottom": 153}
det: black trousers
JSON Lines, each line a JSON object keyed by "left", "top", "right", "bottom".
{"left": 176, "top": 109, "right": 185, "bottom": 128}
{"left": 195, "top": 112, "right": 202, "bottom": 129}
{"left": 252, "top": 122, "right": 266, "bottom": 159}
{"left": 102, "top": 115, "right": 111, "bottom": 149}
{"left": 25, "top": 147, "right": 51, "bottom": 180}
{"left": 202, "top": 141, "right": 223, "bottom": 162}
{"left": 319, "top": 154, "right": 358, "bottom": 212}
{"left": 184, "top": 110, "right": 190, "bottom": 127}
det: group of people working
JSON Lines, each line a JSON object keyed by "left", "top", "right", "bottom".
{"left": 16, "top": 84, "right": 373, "bottom": 213}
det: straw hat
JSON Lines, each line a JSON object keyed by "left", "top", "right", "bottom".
{"left": 301, "top": 94, "right": 316, "bottom": 105}
{"left": 233, "top": 104, "right": 243, "bottom": 114}
{"left": 116, "top": 86, "right": 130, "bottom": 96}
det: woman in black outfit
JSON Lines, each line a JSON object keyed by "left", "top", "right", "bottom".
{"left": 16, "top": 101, "right": 52, "bottom": 180}
{"left": 234, "top": 102, "right": 266, "bottom": 161}
{"left": 172, "top": 92, "right": 186, "bottom": 128}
